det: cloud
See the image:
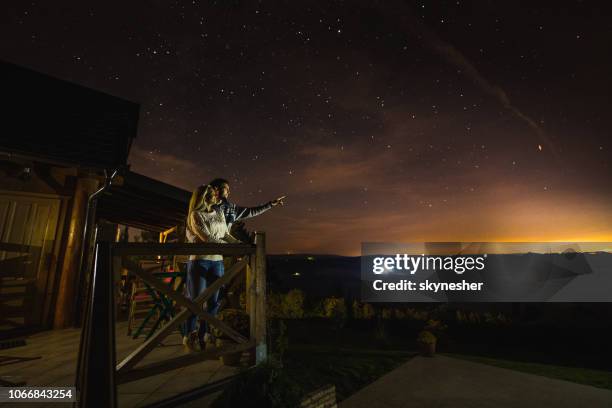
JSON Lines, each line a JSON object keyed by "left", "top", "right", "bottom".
{"left": 255, "top": 181, "right": 612, "bottom": 255}
{"left": 293, "top": 144, "right": 395, "bottom": 193}
{"left": 128, "top": 144, "right": 206, "bottom": 190}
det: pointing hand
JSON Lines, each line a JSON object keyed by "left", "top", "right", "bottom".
{"left": 271, "top": 195, "right": 287, "bottom": 207}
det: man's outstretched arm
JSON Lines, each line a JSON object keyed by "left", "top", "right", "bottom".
{"left": 233, "top": 195, "right": 286, "bottom": 222}
{"left": 233, "top": 202, "right": 272, "bottom": 222}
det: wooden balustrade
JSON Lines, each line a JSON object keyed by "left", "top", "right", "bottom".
{"left": 75, "top": 230, "right": 267, "bottom": 408}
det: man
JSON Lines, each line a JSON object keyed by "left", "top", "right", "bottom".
{"left": 208, "top": 178, "right": 286, "bottom": 230}
{"left": 204, "top": 178, "right": 284, "bottom": 342}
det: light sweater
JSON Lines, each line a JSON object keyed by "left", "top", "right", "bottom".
{"left": 186, "top": 208, "right": 239, "bottom": 261}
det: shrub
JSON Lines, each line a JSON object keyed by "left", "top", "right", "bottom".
{"left": 483, "top": 312, "right": 512, "bottom": 326}
{"left": 281, "top": 289, "right": 305, "bottom": 318}
{"left": 362, "top": 303, "right": 375, "bottom": 320}
{"left": 456, "top": 309, "right": 467, "bottom": 323}
{"left": 352, "top": 300, "right": 362, "bottom": 319}
{"left": 323, "top": 297, "right": 346, "bottom": 319}
{"left": 424, "top": 319, "right": 447, "bottom": 336}
{"left": 404, "top": 308, "right": 429, "bottom": 321}
{"left": 305, "top": 297, "right": 326, "bottom": 318}
{"left": 323, "top": 297, "right": 347, "bottom": 332}
{"left": 267, "top": 292, "right": 284, "bottom": 319}
{"left": 454, "top": 309, "right": 511, "bottom": 326}
{"left": 394, "top": 308, "right": 406, "bottom": 319}
{"left": 417, "top": 330, "right": 437, "bottom": 345}
{"left": 267, "top": 290, "right": 305, "bottom": 319}
{"left": 351, "top": 301, "right": 376, "bottom": 320}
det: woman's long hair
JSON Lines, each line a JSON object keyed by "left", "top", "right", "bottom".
{"left": 187, "top": 184, "right": 216, "bottom": 238}
{"left": 188, "top": 184, "right": 216, "bottom": 215}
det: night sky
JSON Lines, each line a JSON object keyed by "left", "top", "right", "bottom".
{"left": 2, "top": 1, "right": 610, "bottom": 255}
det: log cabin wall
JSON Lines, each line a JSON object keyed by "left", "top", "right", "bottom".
{"left": 1, "top": 61, "right": 140, "bottom": 336}
{"left": 0, "top": 161, "right": 91, "bottom": 335}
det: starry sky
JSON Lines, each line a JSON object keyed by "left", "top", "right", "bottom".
{"left": 1, "top": 1, "right": 610, "bottom": 255}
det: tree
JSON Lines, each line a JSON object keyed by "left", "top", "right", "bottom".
{"left": 323, "top": 297, "right": 346, "bottom": 320}
{"left": 362, "top": 303, "right": 375, "bottom": 320}
{"left": 281, "top": 289, "right": 305, "bottom": 319}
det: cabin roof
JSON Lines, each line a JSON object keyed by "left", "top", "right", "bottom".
{"left": 0, "top": 60, "right": 139, "bottom": 170}
{"left": 0, "top": 61, "right": 186, "bottom": 232}
{"left": 96, "top": 171, "right": 190, "bottom": 232}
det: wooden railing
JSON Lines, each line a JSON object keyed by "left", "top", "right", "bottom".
{"left": 75, "top": 230, "right": 267, "bottom": 408}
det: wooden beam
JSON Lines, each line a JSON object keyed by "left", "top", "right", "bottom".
{"left": 247, "top": 256, "right": 256, "bottom": 341}
{"left": 116, "top": 340, "right": 255, "bottom": 384}
{"left": 112, "top": 242, "right": 255, "bottom": 256}
{"left": 254, "top": 232, "right": 267, "bottom": 364}
{"left": 116, "top": 258, "right": 248, "bottom": 374}
{"left": 199, "top": 312, "right": 248, "bottom": 344}
{"left": 76, "top": 240, "right": 117, "bottom": 408}
{"left": 125, "top": 261, "right": 200, "bottom": 314}
{"left": 53, "top": 176, "right": 99, "bottom": 328}
{"left": 126, "top": 260, "right": 247, "bottom": 344}
{"left": 218, "top": 265, "right": 245, "bottom": 310}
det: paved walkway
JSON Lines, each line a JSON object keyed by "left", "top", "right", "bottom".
{"left": 340, "top": 355, "right": 612, "bottom": 408}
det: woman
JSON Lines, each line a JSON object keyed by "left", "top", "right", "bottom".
{"left": 184, "top": 184, "right": 239, "bottom": 350}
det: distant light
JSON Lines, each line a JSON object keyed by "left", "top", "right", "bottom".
{"left": 307, "top": 256, "right": 315, "bottom": 261}
{"left": 293, "top": 272, "right": 301, "bottom": 277}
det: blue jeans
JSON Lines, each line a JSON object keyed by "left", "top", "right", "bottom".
{"left": 184, "top": 259, "right": 224, "bottom": 339}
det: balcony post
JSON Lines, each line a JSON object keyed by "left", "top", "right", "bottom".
{"left": 253, "top": 232, "right": 267, "bottom": 364}
{"left": 75, "top": 224, "right": 117, "bottom": 407}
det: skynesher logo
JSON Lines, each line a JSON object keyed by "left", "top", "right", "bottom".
{"left": 372, "top": 254, "right": 487, "bottom": 275}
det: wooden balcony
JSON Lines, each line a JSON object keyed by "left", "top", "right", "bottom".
{"left": 0, "top": 321, "right": 238, "bottom": 406}
{"left": 0, "top": 232, "right": 267, "bottom": 407}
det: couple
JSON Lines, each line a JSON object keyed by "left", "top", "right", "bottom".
{"left": 183, "top": 178, "right": 285, "bottom": 350}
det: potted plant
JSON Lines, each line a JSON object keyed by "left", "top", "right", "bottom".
{"left": 214, "top": 308, "right": 250, "bottom": 366}
{"left": 416, "top": 330, "right": 437, "bottom": 357}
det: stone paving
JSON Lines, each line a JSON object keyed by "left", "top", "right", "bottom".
{"left": 340, "top": 355, "right": 612, "bottom": 408}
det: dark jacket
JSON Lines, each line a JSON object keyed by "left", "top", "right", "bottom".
{"left": 215, "top": 199, "right": 273, "bottom": 227}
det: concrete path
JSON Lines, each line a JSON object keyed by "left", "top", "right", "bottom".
{"left": 340, "top": 355, "right": 612, "bottom": 408}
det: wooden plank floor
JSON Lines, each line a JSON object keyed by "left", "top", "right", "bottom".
{"left": 0, "top": 321, "right": 238, "bottom": 407}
